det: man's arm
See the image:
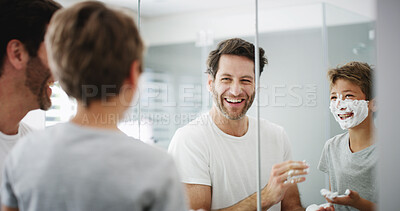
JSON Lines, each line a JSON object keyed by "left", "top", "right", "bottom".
{"left": 186, "top": 184, "right": 304, "bottom": 211}
{"left": 281, "top": 185, "right": 305, "bottom": 211}
{"left": 185, "top": 183, "right": 258, "bottom": 211}
{"left": 186, "top": 161, "right": 308, "bottom": 211}
{"left": 2, "top": 206, "right": 19, "bottom": 211}
{"left": 186, "top": 184, "right": 212, "bottom": 210}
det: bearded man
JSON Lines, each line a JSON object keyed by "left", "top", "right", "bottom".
{"left": 0, "top": 0, "right": 61, "bottom": 184}
{"left": 168, "top": 38, "right": 309, "bottom": 211}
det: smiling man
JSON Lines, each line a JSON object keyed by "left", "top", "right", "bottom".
{"left": 168, "top": 38, "right": 309, "bottom": 211}
{"left": 0, "top": 0, "right": 61, "bottom": 183}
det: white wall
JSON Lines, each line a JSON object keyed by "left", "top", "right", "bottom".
{"left": 141, "top": 3, "right": 374, "bottom": 47}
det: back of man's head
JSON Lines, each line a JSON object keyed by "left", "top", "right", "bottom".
{"left": 0, "top": 0, "right": 61, "bottom": 77}
{"left": 45, "top": 1, "right": 144, "bottom": 107}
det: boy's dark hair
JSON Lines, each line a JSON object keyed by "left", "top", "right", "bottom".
{"left": 0, "top": 0, "right": 61, "bottom": 77}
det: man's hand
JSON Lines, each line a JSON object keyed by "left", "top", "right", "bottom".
{"left": 261, "top": 160, "right": 309, "bottom": 209}
{"left": 185, "top": 160, "right": 309, "bottom": 211}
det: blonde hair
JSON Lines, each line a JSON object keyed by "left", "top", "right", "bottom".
{"left": 328, "top": 61, "right": 374, "bottom": 100}
{"left": 45, "top": 1, "right": 144, "bottom": 107}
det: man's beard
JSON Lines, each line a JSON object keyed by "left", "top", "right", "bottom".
{"left": 211, "top": 85, "right": 255, "bottom": 120}
{"left": 24, "top": 57, "right": 52, "bottom": 110}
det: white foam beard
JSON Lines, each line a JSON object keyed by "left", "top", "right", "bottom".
{"left": 329, "top": 99, "right": 369, "bottom": 130}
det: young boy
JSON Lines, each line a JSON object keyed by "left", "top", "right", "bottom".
{"left": 318, "top": 62, "right": 377, "bottom": 211}
{"left": 1, "top": 2, "right": 187, "bottom": 211}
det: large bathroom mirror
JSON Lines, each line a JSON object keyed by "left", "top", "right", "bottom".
{"left": 42, "top": 0, "right": 376, "bottom": 208}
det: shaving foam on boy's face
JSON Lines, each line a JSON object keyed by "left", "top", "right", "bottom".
{"left": 329, "top": 94, "right": 369, "bottom": 130}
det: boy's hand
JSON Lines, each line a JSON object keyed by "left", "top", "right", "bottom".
{"left": 316, "top": 206, "right": 334, "bottom": 211}
{"left": 324, "top": 189, "right": 360, "bottom": 207}
{"left": 323, "top": 190, "right": 375, "bottom": 211}
{"left": 306, "top": 203, "right": 334, "bottom": 211}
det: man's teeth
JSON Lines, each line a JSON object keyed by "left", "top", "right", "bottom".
{"left": 226, "top": 98, "right": 243, "bottom": 103}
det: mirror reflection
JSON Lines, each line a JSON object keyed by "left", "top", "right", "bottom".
{"left": 7, "top": 0, "right": 376, "bottom": 210}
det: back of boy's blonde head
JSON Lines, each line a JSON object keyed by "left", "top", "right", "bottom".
{"left": 45, "top": 1, "right": 144, "bottom": 107}
{"left": 328, "top": 61, "right": 374, "bottom": 100}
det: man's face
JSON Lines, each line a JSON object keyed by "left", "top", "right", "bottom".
{"left": 24, "top": 42, "right": 53, "bottom": 110}
{"left": 209, "top": 54, "right": 255, "bottom": 120}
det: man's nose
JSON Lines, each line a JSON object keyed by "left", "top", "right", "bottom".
{"left": 229, "top": 81, "right": 242, "bottom": 96}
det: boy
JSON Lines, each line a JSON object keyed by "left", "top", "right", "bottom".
{"left": 1, "top": 2, "right": 187, "bottom": 211}
{"left": 318, "top": 62, "right": 377, "bottom": 211}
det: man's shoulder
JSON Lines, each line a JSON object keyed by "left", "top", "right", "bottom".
{"left": 175, "top": 113, "right": 211, "bottom": 134}
{"left": 169, "top": 113, "right": 213, "bottom": 151}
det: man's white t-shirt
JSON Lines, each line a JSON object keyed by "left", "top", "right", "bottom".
{"left": 0, "top": 122, "right": 33, "bottom": 183}
{"left": 168, "top": 113, "right": 292, "bottom": 210}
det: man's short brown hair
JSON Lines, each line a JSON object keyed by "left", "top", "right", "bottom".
{"left": 328, "top": 61, "right": 374, "bottom": 100}
{"left": 206, "top": 38, "right": 268, "bottom": 79}
{"left": 45, "top": 1, "right": 144, "bottom": 107}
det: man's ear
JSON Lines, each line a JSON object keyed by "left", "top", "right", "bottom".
{"left": 369, "top": 98, "right": 377, "bottom": 112}
{"left": 6, "top": 39, "right": 29, "bottom": 70}
{"left": 207, "top": 74, "right": 214, "bottom": 92}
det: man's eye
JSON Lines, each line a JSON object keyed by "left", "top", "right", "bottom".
{"left": 221, "top": 78, "right": 230, "bottom": 81}
{"left": 330, "top": 96, "right": 337, "bottom": 100}
{"left": 241, "top": 79, "right": 251, "bottom": 83}
{"left": 345, "top": 95, "right": 354, "bottom": 98}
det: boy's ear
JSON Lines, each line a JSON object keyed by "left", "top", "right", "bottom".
{"left": 369, "top": 98, "right": 377, "bottom": 112}
{"left": 127, "top": 60, "right": 141, "bottom": 88}
{"left": 6, "top": 39, "right": 29, "bottom": 70}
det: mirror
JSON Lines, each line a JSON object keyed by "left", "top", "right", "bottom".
{"left": 46, "top": 0, "right": 376, "bottom": 209}
{"left": 134, "top": 1, "right": 255, "bottom": 148}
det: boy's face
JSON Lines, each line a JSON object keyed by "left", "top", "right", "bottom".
{"left": 329, "top": 78, "right": 372, "bottom": 129}
{"left": 330, "top": 78, "right": 366, "bottom": 102}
